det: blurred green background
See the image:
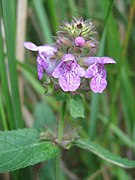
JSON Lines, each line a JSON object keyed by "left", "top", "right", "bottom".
{"left": 0, "top": 0, "right": 135, "bottom": 179}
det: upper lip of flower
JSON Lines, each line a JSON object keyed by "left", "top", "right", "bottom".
{"left": 61, "top": 54, "right": 75, "bottom": 62}
{"left": 83, "top": 57, "right": 116, "bottom": 66}
{"left": 23, "top": 42, "right": 57, "bottom": 57}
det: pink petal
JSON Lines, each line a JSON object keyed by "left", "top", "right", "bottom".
{"left": 23, "top": 42, "right": 39, "bottom": 51}
{"left": 59, "top": 76, "right": 80, "bottom": 92}
{"left": 83, "top": 57, "right": 99, "bottom": 66}
{"left": 78, "top": 65, "right": 85, "bottom": 77}
{"left": 38, "top": 45, "right": 57, "bottom": 58}
{"left": 37, "top": 56, "right": 46, "bottom": 79}
{"left": 85, "top": 63, "right": 98, "bottom": 78}
{"left": 90, "top": 75, "right": 107, "bottom": 93}
{"left": 98, "top": 57, "right": 116, "bottom": 64}
{"left": 52, "top": 62, "right": 62, "bottom": 78}
{"left": 84, "top": 57, "right": 116, "bottom": 66}
{"left": 37, "top": 64, "right": 44, "bottom": 80}
{"left": 45, "top": 59, "right": 57, "bottom": 75}
{"left": 42, "top": 45, "right": 57, "bottom": 53}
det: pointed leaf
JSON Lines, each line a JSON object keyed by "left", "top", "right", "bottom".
{"left": 0, "top": 129, "right": 59, "bottom": 172}
{"left": 54, "top": 91, "right": 68, "bottom": 101}
{"left": 73, "top": 139, "right": 135, "bottom": 168}
{"left": 69, "top": 95, "right": 85, "bottom": 118}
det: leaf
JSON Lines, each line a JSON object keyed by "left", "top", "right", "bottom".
{"left": 69, "top": 95, "right": 85, "bottom": 118}
{"left": 0, "top": 129, "right": 59, "bottom": 172}
{"left": 73, "top": 139, "right": 135, "bottom": 168}
{"left": 34, "top": 101, "right": 56, "bottom": 128}
{"left": 54, "top": 91, "right": 69, "bottom": 101}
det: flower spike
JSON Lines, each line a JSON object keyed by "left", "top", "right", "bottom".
{"left": 24, "top": 17, "right": 116, "bottom": 93}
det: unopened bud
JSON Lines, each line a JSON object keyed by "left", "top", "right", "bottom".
{"left": 57, "top": 36, "right": 72, "bottom": 46}
{"left": 74, "top": 36, "right": 85, "bottom": 47}
{"left": 84, "top": 40, "right": 96, "bottom": 48}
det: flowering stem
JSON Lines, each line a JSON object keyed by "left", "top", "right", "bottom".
{"left": 58, "top": 101, "right": 67, "bottom": 142}
{"left": 56, "top": 101, "right": 66, "bottom": 180}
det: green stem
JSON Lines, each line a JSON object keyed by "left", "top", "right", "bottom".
{"left": 58, "top": 101, "right": 67, "bottom": 142}
{"left": 56, "top": 101, "right": 67, "bottom": 180}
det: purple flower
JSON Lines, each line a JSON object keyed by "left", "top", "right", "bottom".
{"left": 84, "top": 57, "right": 116, "bottom": 93}
{"left": 74, "top": 36, "right": 85, "bottom": 47}
{"left": 23, "top": 42, "right": 57, "bottom": 79}
{"left": 52, "top": 54, "right": 85, "bottom": 92}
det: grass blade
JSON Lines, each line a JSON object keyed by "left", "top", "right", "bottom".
{"left": 47, "top": 0, "right": 59, "bottom": 33}
{"left": 1, "top": 0, "right": 23, "bottom": 128}
{"left": 67, "top": 0, "right": 78, "bottom": 17}
{"left": 32, "top": 0, "right": 53, "bottom": 43}
{"left": 0, "top": 21, "right": 15, "bottom": 129}
{"left": 0, "top": 89, "right": 8, "bottom": 130}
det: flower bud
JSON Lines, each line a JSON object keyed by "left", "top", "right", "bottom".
{"left": 84, "top": 40, "right": 98, "bottom": 54}
{"left": 84, "top": 40, "right": 96, "bottom": 48}
{"left": 74, "top": 36, "right": 85, "bottom": 47}
{"left": 57, "top": 35, "right": 72, "bottom": 46}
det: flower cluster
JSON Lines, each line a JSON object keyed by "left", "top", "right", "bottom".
{"left": 24, "top": 17, "right": 116, "bottom": 93}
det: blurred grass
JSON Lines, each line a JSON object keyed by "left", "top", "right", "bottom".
{"left": 0, "top": 23, "right": 14, "bottom": 129}
{"left": 0, "top": 0, "right": 135, "bottom": 179}
{"left": 1, "top": 0, "right": 24, "bottom": 129}
{"left": 32, "top": 0, "right": 53, "bottom": 43}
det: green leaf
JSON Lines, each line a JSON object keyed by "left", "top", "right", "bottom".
{"left": 34, "top": 101, "right": 56, "bottom": 128}
{"left": 0, "top": 129, "right": 59, "bottom": 172}
{"left": 73, "top": 139, "right": 135, "bottom": 168}
{"left": 54, "top": 91, "right": 69, "bottom": 101}
{"left": 69, "top": 95, "right": 85, "bottom": 118}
